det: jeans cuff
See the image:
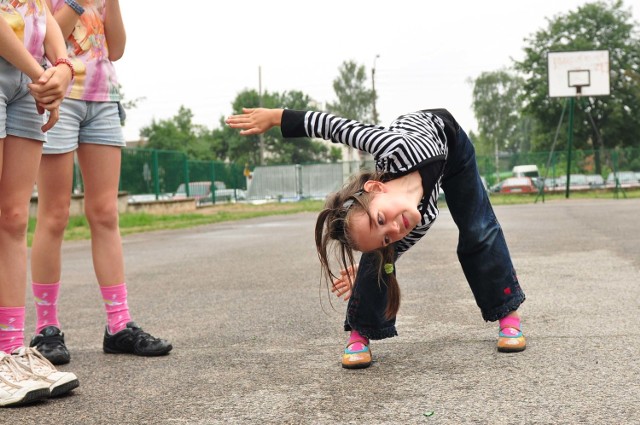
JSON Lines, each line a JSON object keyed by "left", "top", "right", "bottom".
{"left": 344, "top": 323, "right": 398, "bottom": 340}
{"left": 482, "top": 291, "right": 526, "bottom": 322}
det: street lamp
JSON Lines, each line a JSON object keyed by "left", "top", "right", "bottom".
{"left": 371, "top": 54, "right": 380, "bottom": 125}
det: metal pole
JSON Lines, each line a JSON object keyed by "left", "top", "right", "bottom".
{"left": 565, "top": 97, "right": 575, "bottom": 198}
{"left": 183, "top": 153, "right": 191, "bottom": 197}
{"left": 371, "top": 54, "right": 380, "bottom": 124}
{"left": 152, "top": 150, "right": 159, "bottom": 199}
{"left": 258, "top": 66, "right": 265, "bottom": 166}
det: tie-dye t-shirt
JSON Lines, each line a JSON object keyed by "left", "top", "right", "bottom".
{"left": 0, "top": 0, "right": 47, "bottom": 63}
{"left": 50, "top": 0, "right": 120, "bottom": 102}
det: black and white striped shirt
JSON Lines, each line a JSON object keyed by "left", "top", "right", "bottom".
{"left": 281, "top": 109, "right": 454, "bottom": 256}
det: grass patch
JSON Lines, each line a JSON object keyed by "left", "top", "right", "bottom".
{"left": 27, "top": 199, "right": 325, "bottom": 245}
{"left": 26, "top": 188, "right": 639, "bottom": 245}
{"left": 484, "top": 188, "right": 640, "bottom": 205}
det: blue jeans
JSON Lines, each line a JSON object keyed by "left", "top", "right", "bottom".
{"left": 344, "top": 126, "right": 525, "bottom": 340}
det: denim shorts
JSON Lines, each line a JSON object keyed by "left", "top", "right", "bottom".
{"left": 0, "top": 58, "right": 46, "bottom": 142}
{"left": 43, "top": 98, "right": 125, "bottom": 154}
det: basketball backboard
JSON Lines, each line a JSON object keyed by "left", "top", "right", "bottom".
{"left": 547, "top": 50, "right": 610, "bottom": 97}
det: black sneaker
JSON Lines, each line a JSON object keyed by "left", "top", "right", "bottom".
{"left": 103, "top": 322, "right": 172, "bottom": 356}
{"left": 29, "top": 326, "right": 71, "bottom": 365}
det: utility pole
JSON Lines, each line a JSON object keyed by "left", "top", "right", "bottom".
{"left": 359, "top": 54, "right": 380, "bottom": 167}
{"left": 258, "top": 66, "right": 265, "bottom": 165}
{"left": 371, "top": 54, "right": 380, "bottom": 124}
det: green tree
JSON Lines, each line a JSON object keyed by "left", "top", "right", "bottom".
{"left": 140, "top": 106, "right": 211, "bottom": 160}
{"left": 210, "top": 89, "right": 331, "bottom": 165}
{"left": 326, "top": 60, "right": 375, "bottom": 122}
{"left": 327, "top": 60, "right": 375, "bottom": 162}
{"left": 470, "top": 69, "right": 527, "bottom": 159}
{"left": 270, "top": 90, "right": 331, "bottom": 164}
{"left": 513, "top": 0, "right": 640, "bottom": 157}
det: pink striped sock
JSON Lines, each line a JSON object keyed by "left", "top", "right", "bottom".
{"left": 347, "top": 330, "right": 369, "bottom": 352}
{"left": 100, "top": 283, "right": 132, "bottom": 334}
{"left": 32, "top": 282, "right": 61, "bottom": 333}
{"left": 0, "top": 306, "right": 25, "bottom": 354}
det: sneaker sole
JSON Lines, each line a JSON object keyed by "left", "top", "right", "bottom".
{"left": 103, "top": 345, "right": 173, "bottom": 356}
{"left": 497, "top": 345, "right": 527, "bottom": 353}
{"left": 0, "top": 387, "right": 50, "bottom": 407}
{"left": 341, "top": 361, "right": 372, "bottom": 369}
{"left": 50, "top": 378, "right": 80, "bottom": 398}
{"left": 341, "top": 354, "right": 372, "bottom": 369}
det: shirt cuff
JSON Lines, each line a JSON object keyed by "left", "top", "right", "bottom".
{"left": 280, "top": 109, "right": 308, "bottom": 138}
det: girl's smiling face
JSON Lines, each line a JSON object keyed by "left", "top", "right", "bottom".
{"left": 348, "top": 182, "right": 421, "bottom": 252}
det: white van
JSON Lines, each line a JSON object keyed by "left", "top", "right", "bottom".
{"left": 512, "top": 165, "right": 541, "bottom": 189}
{"left": 512, "top": 165, "right": 540, "bottom": 179}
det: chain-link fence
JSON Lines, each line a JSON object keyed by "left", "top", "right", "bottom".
{"left": 477, "top": 147, "right": 640, "bottom": 187}
{"left": 477, "top": 147, "right": 640, "bottom": 193}
{"left": 72, "top": 148, "right": 247, "bottom": 204}
{"left": 70, "top": 146, "right": 639, "bottom": 204}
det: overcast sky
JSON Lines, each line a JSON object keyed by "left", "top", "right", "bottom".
{"left": 116, "top": 1, "right": 639, "bottom": 141}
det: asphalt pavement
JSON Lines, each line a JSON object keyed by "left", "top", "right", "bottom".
{"left": 2, "top": 198, "right": 639, "bottom": 424}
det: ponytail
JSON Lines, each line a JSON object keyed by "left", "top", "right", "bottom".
{"left": 315, "top": 170, "right": 401, "bottom": 319}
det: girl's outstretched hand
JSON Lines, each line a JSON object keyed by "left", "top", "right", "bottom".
{"left": 225, "top": 107, "right": 283, "bottom": 136}
{"left": 331, "top": 265, "right": 358, "bottom": 301}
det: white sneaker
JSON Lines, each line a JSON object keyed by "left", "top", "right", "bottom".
{"left": 0, "top": 351, "right": 50, "bottom": 407}
{"left": 12, "top": 347, "right": 79, "bottom": 397}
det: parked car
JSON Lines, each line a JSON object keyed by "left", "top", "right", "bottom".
{"left": 174, "top": 181, "right": 246, "bottom": 205}
{"left": 606, "top": 171, "right": 639, "bottom": 188}
{"left": 512, "top": 164, "right": 541, "bottom": 187}
{"left": 512, "top": 164, "right": 540, "bottom": 179}
{"left": 584, "top": 174, "right": 605, "bottom": 188}
{"left": 128, "top": 193, "right": 172, "bottom": 204}
{"left": 554, "top": 174, "right": 590, "bottom": 191}
{"left": 498, "top": 177, "right": 537, "bottom": 194}
{"left": 540, "top": 177, "right": 561, "bottom": 191}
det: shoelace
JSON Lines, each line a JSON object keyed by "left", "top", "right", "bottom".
{"left": 0, "top": 353, "right": 30, "bottom": 388}
{"left": 12, "top": 347, "right": 55, "bottom": 379}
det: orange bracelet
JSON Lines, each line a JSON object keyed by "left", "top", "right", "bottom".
{"left": 54, "top": 58, "right": 75, "bottom": 80}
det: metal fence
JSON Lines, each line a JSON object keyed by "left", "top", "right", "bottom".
{"left": 243, "top": 147, "right": 639, "bottom": 201}
{"left": 476, "top": 147, "right": 640, "bottom": 188}
{"left": 71, "top": 148, "right": 247, "bottom": 203}
{"left": 70, "top": 146, "right": 639, "bottom": 203}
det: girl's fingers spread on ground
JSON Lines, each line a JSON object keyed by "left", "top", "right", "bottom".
{"left": 331, "top": 280, "right": 348, "bottom": 292}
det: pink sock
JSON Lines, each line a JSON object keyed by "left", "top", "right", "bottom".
{"left": 347, "top": 330, "right": 369, "bottom": 352}
{"left": 499, "top": 315, "right": 521, "bottom": 337}
{"left": 32, "top": 282, "right": 61, "bottom": 333}
{"left": 100, "top": 283, "right": 131, "bottom": 334}
{"left": 0, "top": 306, "right": 25, "bottom": 354}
